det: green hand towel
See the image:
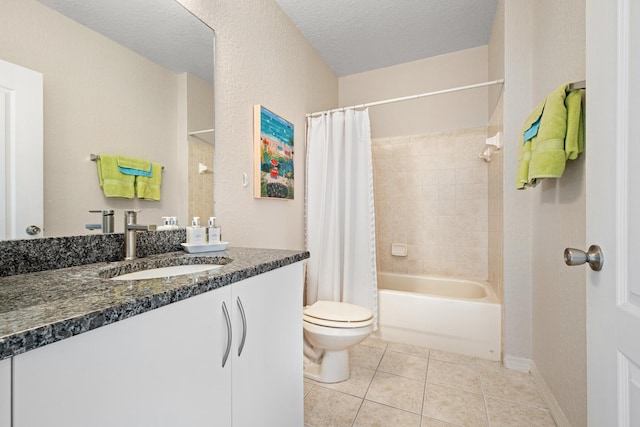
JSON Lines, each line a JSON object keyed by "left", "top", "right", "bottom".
{"left": 136, "top": 162, "right": 162, "bottom": 201}
{"left": 116, "top": 156, "right": 151, "bottom": 172}
{"left": 96, "top": 154, "right": 135, "bottom": 198}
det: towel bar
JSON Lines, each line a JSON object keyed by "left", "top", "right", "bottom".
{"left": 90, "top": 154, "right": 164, "bottom": 170}
{"left": 568, "top": 80, "right": 586, "bottom": 90}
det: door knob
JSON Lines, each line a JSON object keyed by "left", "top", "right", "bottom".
{"left": 564, "top": 245, "right": 604, "bottom": 271}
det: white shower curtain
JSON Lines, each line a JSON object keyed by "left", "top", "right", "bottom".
{"left": 305, "top": 109, "right": 378, "bottom": 328}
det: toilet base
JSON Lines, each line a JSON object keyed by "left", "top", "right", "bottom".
{"left": 303, "top": 349, "right": 350, "bottom": 383}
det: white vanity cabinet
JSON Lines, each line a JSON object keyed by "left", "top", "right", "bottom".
{"left": 11, "top": 262, "right": 303, "bottom": 427}
{"left": 13, "top": 284, "right": 233, "bottom": 427}
{"left": 0, "top": 358, "right": 10, "bottom": 427}
{"left": 231, "top": 265, "right": 303, "bottom": 426}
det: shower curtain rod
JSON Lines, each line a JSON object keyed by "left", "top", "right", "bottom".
{"left": 306, "top": 79, "right": 505, "bottom": 118}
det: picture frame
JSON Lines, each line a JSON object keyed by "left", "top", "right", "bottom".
{"left": 253, "top": 105, "right": 295, "bottom": 200}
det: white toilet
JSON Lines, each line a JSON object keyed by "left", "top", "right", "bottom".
{"left": 303, "top": 300, "right": 374, "bottom": 383}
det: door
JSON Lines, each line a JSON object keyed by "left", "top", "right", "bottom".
{"left": 586, "top": 0, "right": 640, "bottom": 425}
{"left": 0, "top": 59, "right": 43, "bottom": 239}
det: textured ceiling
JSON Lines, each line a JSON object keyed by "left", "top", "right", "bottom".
{"left": 37, "top": 0, "right": 214, "bottom": 83}
{"left": 274, "top": 0, "right": 499, "bottom": 77}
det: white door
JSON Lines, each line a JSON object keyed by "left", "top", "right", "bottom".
{"left": 586, "top": 0, "right": 640, "bottom": 425}
{"left": 0, "top": 59, "right": 43, "bottom": 239}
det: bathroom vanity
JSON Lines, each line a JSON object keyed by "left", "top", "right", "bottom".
{"left": 0, "top": 242, "right": 308, "bottom": 427}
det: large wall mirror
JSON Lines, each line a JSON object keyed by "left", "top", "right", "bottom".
{"left": 0, "top": 0, "right": 214, "bottom": 239}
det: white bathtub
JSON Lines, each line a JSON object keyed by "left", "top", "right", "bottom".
{"left": 375, "top": 272, "right": 501, "bottom": 361}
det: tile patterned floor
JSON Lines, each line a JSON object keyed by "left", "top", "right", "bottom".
{"left": 304, "top": 336, "right": 557, "bottom": 427}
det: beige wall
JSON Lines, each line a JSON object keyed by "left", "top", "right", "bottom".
{"left": 494, "top": 0, "right": 587, "bottom": 424}
{"left": 373, "top": 128, "right": 488, "bottom": 280}
{"left": 487, "top": 95, "right": 504, "bottom": 300}
{"left": 1, "top": 0, "right": 184, "bottom": 235}
{"left": 487, "top": 0, "right": 505, "bottom": 303}
{"left": 501, "top": 0, "right": 534, "bottom": 361}
{"left": 185, "top": 73, "right": 215, "bottom": 222}
{"left": 530, "top": 0, "right": 587, "bottom": 425}
{"left": 178, "top": 0, "right": 338, "bottom": 250}
{"left": 339, "top": 46, "right": 489, "bottom": 139}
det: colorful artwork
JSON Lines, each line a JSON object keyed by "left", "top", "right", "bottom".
{"left": 253, "top": 105, "right": 294, "bottom": 200}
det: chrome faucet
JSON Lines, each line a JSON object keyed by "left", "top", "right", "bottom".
{"left": 86, "top": 209, "right": 115, "bottom": 233}
{"left": 124, "top": 210, "right": 156, "bottom": 260}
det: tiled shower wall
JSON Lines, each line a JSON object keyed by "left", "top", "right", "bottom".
{"left": 188, "top": 139, "right": 215, "bottom": 222}
{"left": 372, "top": 127, "right": 489, "bottom": 280}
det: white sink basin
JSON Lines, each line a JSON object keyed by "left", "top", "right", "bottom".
{"left": 111, "top": 264, "right": 223, "bottom": 281}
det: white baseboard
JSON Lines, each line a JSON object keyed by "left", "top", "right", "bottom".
{"left": 530, "top": 362, "right": 572, "bottom": 427}
{"left": 503, "top": 354, "right": 532, "bottom": 372}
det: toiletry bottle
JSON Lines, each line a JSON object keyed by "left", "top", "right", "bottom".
{"left": 207, "top": 217, "right": 221, "bottom": 244}
{"left": 157, "top": 217, "right": 172, "bottom": 231}
{"left": 170, "top": 217, "right": 179, "bottom": 230}
{"left": 186, "top": 217, "right": 206, "bottom": 245}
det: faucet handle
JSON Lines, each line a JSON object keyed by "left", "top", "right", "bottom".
{"left": 89, "top": 209, "right": 114, "bottom": 215}
{"left": 87, "top": 210, "right": 115, "bottom": 233}
{"left": 124, "top": 209, "right": 141, "bottom": 226}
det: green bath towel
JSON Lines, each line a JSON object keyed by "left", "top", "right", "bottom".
{"left": 136, "top": 162, "right": 162, "bottom": 201}
{"left": 96, "top": 154, "right": 135, "bottom": 198}
{"left": 516, "top": 84, "right": 585, "bottom": 189}
{"left": 564, "top": 89, "right": 585, "bottom": 161}
{"left": 515, "top": 98, "right": 545, "bottom": 189}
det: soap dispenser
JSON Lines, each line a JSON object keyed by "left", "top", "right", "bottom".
{"left": 207, "top": 217, "right": 221, "bottom": 244}
{"left": 186, "top": 216, "right": 206, "bottom": 245}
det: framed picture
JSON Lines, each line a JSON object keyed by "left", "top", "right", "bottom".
{"left": 253, "top": 105, "right": 294, "bottom": 200}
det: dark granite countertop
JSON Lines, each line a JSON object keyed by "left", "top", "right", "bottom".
{"left": 0, "top": 247, "right": 309, "bottom": 360}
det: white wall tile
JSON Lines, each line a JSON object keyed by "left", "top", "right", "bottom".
{"left": 373, "top": 128, "right": 489, "bottom": 281}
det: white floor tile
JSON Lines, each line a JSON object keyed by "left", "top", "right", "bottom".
{"left": 303, "top": 338, "right": 556, "bottom": 426}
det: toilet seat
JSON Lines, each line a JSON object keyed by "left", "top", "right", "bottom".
{"left": 303, "top": 301, "right": 373, "bottom": 328}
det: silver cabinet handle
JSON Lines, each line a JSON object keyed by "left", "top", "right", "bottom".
{"left": 237, "top": 297, "right": 247, "bottom": 357}
{"left": 564, "top": 245, "right": 604, "bottom": 271}
{"left": 222, "top": 302, "right": 232, "bottom": 368}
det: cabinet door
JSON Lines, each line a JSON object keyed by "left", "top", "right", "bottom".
{"left": 0, "top": 358, "right": 10, "bottom": 427}
{"left": 13, "top": 287, "right": 232, "bottom": 427}
{"left": 232, "top": 262, "right": 303, "bottom": 427}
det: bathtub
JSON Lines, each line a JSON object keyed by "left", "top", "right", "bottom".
{"left": 375, "top": 272, "right": 501, "bottom": 361}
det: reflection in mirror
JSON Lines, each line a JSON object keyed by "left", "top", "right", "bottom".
{"left": 0, "top": 0, "right": 214, "bottom": 239}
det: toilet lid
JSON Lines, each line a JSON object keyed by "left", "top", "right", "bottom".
{"left": 304, "top": 301, "right": 373, "bottom": 323}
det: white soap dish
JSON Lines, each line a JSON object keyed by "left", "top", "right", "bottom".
{"left": 181, "top": 242, "right": 229, "bottom": 253}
